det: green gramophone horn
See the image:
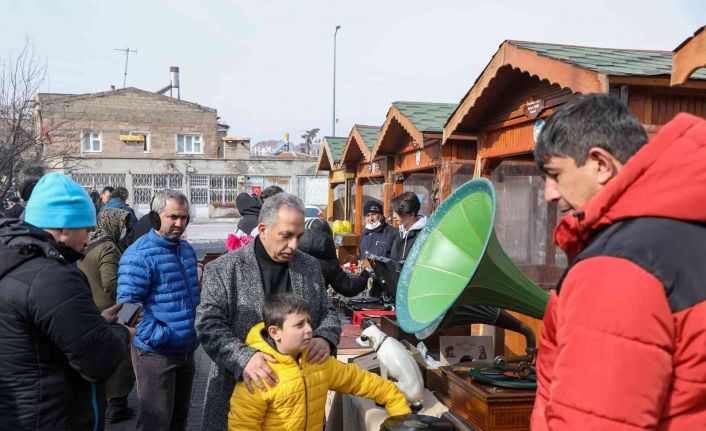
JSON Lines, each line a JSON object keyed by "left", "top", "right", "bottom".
{"left": 396, "top": 178, "right": 549, "bottom": 335}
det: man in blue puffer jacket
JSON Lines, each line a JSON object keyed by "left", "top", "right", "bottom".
{"left": 117, "top": 189, "right": 199, "bottom": 431}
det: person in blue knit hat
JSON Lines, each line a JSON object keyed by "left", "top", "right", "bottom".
{"left": 0, "top": 172, "right": 134, "bottom": 430}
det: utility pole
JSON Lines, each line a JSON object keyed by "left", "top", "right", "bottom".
{"left": 333, "top": 25, "right": 341, "bottom": 136}
{"left": 115, "top": 47, "right": 137, "bottom": 88}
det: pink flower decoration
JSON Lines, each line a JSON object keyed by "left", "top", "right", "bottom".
{"left": 226, "top": 233, "right": 254, "bottom": 251}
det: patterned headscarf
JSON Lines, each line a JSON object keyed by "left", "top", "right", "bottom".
{"left": 89, "top": 208, "right": 129, "bottom": 245}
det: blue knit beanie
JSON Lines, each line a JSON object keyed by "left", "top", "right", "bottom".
{"left": 25, "top": 172, "right": 96, "bottom": 228}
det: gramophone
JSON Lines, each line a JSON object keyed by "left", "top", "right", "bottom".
{"left": 396, "top": 178, "right": 549, "bottom": 390}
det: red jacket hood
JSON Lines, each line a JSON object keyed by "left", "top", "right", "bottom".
{"left": 555, "top": 113, "right": 706, "bottom": 261}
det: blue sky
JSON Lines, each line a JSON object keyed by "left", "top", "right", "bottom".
{"left": 1, "top": 0, "right": 704, "bottom": 145}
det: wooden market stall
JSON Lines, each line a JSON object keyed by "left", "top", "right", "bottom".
{"left": 338, "top": 125, "right": 384, "bottom": 236}
{"left": 368, "top": 101, "right": 477, "bottom": 221}
{"left": 672, "top": 26, "right": 706, "bottom": 86}
{"left": 443, "top": 39, "right": 706, "bottom": 357}
{"left": 317, "top": 136, "right": 358, "bottom": 263}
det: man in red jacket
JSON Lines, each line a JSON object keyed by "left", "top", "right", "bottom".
{"left": 531, "top": 93, "right": 706, "bottom": 430}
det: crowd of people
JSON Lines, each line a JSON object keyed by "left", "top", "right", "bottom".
{"left": 1, "top": 93, "right": 705, "bottom": 430}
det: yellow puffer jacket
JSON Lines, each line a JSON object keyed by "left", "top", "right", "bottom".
{"left": 228, "top": 323, "right": 411, "bottom": 431}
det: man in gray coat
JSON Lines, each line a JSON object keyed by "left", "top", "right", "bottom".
{"left": 196, "top": 193, "right": 341, "bottom": 430}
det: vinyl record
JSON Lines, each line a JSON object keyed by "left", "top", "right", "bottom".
{"left": 381, "top": 414, "right": 453, "bottom": 431}
{"left": 470, "top": 366, "right": 537, "bottom": 389}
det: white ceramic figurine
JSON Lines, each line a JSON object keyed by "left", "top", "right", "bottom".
{"left": 356, "top": 324, "right": 424, "bottom": 409}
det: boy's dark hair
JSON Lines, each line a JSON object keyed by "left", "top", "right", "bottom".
{"left": 535, "top": 93, "right": 647, "bottom": 171}
{"left": 263, "top": 293, "right": 311, "bottom": 329}
{"left": 260, "top": 185, "right": 284, "bottom": 200}
{"left": 101, "top": 186, "right": 115, "bottom": 194}
{"left": 110, "top": 186, "right": 129, "bottom": 201}
{"left": 391, "top": 192, "right": 420, "bottom": 217}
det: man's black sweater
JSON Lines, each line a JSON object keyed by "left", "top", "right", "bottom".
{"left": 254, "top": 236, "right": 291, "bottom": 296}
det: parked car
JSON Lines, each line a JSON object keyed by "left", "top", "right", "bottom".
{"left": 304, "top": 205, "right": 322, "bottom": 222}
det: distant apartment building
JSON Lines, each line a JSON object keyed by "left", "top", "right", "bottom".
{"left": 36, "top": 87, "right": 324, "bottom": 217}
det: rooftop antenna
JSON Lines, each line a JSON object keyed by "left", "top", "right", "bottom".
{"left": 114, "top": 47, "right": 137, "bottom": 88}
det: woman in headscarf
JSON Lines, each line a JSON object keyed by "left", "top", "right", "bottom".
{"left": 77, "top": 207, "right": 136, "bottom": 423}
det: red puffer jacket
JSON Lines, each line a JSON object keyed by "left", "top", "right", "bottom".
{"left": 531, "top": 113, "right": 706, "bottom": 430}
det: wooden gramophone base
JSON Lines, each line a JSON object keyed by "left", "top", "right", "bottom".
{"left": 436, "top": 367, "right": 535, "bottom": 431}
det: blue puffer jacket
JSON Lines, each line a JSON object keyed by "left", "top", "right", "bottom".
{"left": 117, "top": 229, "right": 200, "bottom": 355}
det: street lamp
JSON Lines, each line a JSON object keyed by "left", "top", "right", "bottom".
{"left": 333, "top": 25, "right": 341, "bottom": 137}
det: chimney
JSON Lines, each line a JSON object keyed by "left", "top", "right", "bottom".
{"left": 170, "top": 66, "right": 180, "bottom": 99}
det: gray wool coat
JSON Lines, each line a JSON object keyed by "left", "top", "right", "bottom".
{"left": 195, "top": 241, "right": 341, "bottom": 431}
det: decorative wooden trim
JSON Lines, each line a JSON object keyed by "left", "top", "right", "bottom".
{"left": 340, "top": 127, "right": 370, "bottom": 164}
{"left": 672, "top": 26, "right": 706, "bottom": 86}
{"left": 316, "top": 141, "right": 334, "bottom": 171}
{"left": 370, "top": 105, "right": 424, "bottom": 160}
{"left": 443, "top": 41, "right": 607, "bottom": 144}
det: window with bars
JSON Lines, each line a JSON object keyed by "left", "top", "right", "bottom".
{"left": 71, "top": 173, "right": 126, "bottom": 192}
{"left": 132, "top": 174, "right": 184, "bottom": 204}
{"left": 189, "top": 174, "right": 238, "bottom": 205}
{"left": 176, "top": 134, "right": 202, "bottom": 154}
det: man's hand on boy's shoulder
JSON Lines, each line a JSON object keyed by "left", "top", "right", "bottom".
{"left": 307, "top": 337, "right": 331, "bottom": 364}
{"left": 243, "top": 352, "right": 278, "bottom": 394}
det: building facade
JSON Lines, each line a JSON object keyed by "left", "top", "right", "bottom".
{"left": 36, "top": 87, "right": 325, "bottom": 218}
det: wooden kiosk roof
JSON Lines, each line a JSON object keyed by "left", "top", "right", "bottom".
{"left": 339, "top": 125, "right": 381, "bottom": 164}
{"left": 444, "top": 39, "right": 706, "bottom": 143}
{"left": 672, "top": 26, "right": 706, "bottom": 86}
{"left": 316, "top": 136, "right": 348, "bottom": 171}
{"left": 371, "top": 101, "right": 458, "bottom": 159}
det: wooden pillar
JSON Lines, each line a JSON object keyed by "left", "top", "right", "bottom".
{"left": 326, "top": 177, "right": 335, "bottom": 220}
{"left": 383, "top": 170, "right": 395, "bottom": 220}
{"left": 354, "top": 178, "right": 363, "bottom": 235}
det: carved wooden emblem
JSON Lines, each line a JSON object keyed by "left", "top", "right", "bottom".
{"left": 524, "top": 98, "right": 545, "bottom": 120}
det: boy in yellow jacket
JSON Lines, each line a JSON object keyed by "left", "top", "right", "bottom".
{"left": 228, "top": 293, "right": 411, "bottom": 431}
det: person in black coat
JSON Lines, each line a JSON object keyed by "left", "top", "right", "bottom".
{"left": 358, "top": 200, "right": 396, "bottom": 260}
{"left": 298, "top": 218, "right": 370, "bottom": 297}
{"left": 0, "top": 173, "right": 133, "bottom": 431}
{"left": 390, "top": 192, "right": 428, "bottom": 267}
{"left": 235, "top": 192, "right": 262, "bottom": 237}
{"left": 2, "top": 196, "right": 24, "bottom": 218}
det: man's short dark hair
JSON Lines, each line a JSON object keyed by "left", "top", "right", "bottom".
{"left": 110, "top": 186, "right": 129, "bottom": 201}
{"left": 534, "top": 93, "right": 647, "bottom": 170}
{"left": 260, "top": 185, "right": 285, "bottom": 200}
{"left": 101, "top": 186, "right": 114, "bottom": 194}
{"left": 262, "top": 293, "right": 311, "bottom": 329}
{"left": 391, "top": 192, "right": 420, "bottom": 217}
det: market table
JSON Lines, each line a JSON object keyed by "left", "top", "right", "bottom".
{"left": 326, "top": 388, "right": 448, "bottom": 431}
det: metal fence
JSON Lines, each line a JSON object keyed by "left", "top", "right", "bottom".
{"left": 132, "top": 173, "right": 184, "bottom": 204}
{"left": 208, "top": 175, "right": 238, "bottom": 204}
{"left": 71, "top": 173, "right": 126, "bottom": 192}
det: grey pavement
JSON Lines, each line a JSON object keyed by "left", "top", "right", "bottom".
{"left": 107, "top": 241, "right": 223, "bottom": 431}
{"left": 106, "top": 347, "right": 211, "bottom": 431}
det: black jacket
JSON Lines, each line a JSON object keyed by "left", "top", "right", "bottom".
{"left": 298, "top": 219, "right": 369, "bottom": 297}
{"left": 390, "top": 217, "right": 427, "bottom": 266}
{"left": 236, "top": 193, "right": 262, "bottom": 235}
{"left": 0, "top": 219, "right": 131, "bottom": 431}
{"left": 131, "top": 213, "right": 153, "bottom": 242}
{"left": 358, "top": 221, "right": 396, "bottom": 260}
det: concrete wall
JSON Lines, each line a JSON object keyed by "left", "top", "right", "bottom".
{"left": 66, "top": 157, "right": 326, "bottom": 219}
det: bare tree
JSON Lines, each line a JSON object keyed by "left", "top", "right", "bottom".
{"left": 0, "top": 38, "right": 80, "bottom": 201}
{"left": 299, "top": 127, "right": 320, "bottom": 155}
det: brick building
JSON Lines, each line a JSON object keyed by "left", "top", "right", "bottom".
{"left": 35, "top": 87, "right": 324, "bottom": 218}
